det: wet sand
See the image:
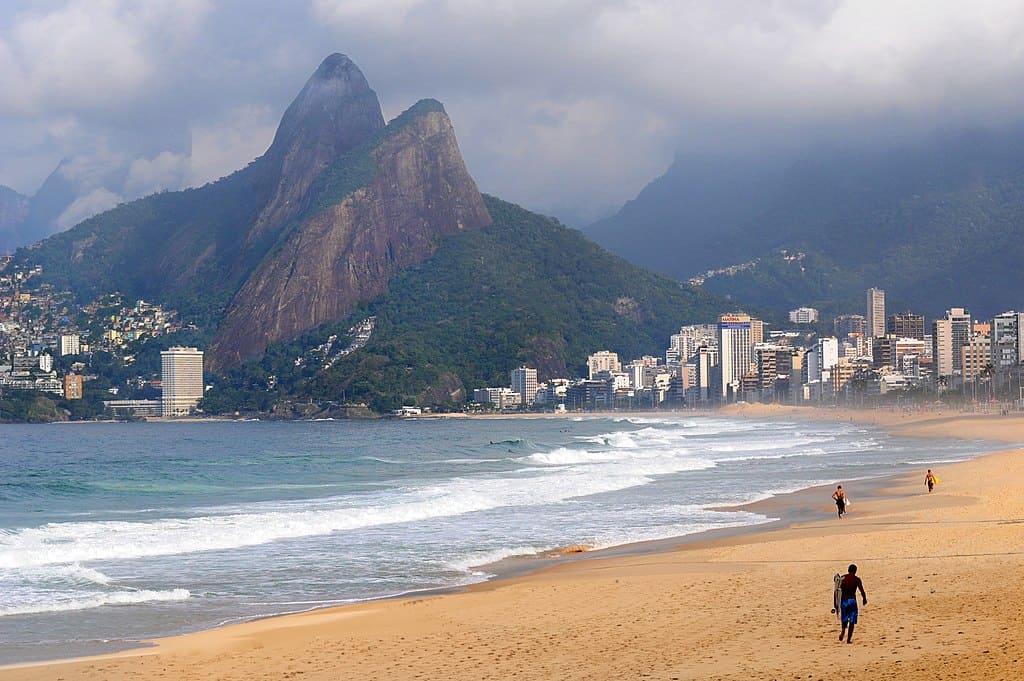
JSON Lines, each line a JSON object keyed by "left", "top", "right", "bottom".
{"left": 4, "top": 407, "right": 1023, "bottom": 680}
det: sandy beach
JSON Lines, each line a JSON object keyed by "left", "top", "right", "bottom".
{"left": 4, "top": 406, "right": 1023, "bottom": 680}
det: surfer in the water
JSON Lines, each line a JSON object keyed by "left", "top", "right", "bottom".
{"left": 832, "top": 485, "right": 847, "bottom": 518}
{"left": 838, "top": 564, "right": 867, "bottom": 643}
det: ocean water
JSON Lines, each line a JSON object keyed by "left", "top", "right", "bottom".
{"left": 0, "top": 414, "right": 997, "bottom": 664}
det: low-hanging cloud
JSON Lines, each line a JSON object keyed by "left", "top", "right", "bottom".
{"left": 2, "top": 0, "right": 1024, "bottom": 227}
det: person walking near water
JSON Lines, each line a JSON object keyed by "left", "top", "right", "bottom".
{"left": 832, "top": 485, "right": 847, "bottom": 518}
{"left": 838, "top": 564, "right": 867, "bottom": 643}
{"left": 925, "top": 469, "right": 937, "bottom": 493}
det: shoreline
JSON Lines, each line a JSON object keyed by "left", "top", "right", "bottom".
{"left": 4, "top": 406, "right": 1024, "bottom": 679}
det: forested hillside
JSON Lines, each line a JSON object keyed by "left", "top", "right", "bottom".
{"left": 205, "top": 196, "right": 728, "bottom": 413}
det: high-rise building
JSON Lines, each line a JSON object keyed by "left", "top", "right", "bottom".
{"left": 866, "top": 288, "right": 886, "bottom": 338}
{"left": 755, "top": 344, "right": 801, "bottom": 401}
{"left": 886, "top": 312, "right": 925, "bottom": 340}
{"left": 59, "top": 334, "right": 81, "bottom": 357}
{"left": 694, "top": 346, "right": 719, "bottom": 403}
{"left": 932, "top": 308, "right": 971, "bottom": 378}
{"left": 718, "top": 312, "right": 758, "bottom": 400}
{"left": 805, "top": 338, "right": 839, "bottom": 385}
{"left": 587, "top": 351, "right": 621, "bottom": 379}
{"left": 834, "top": 314, "right": 867, "bottom": 339}
{"left": 160, "top": 346, "right": 204, "bottom": 417}
{"left": 990, "top": 311, "right": 1024, "bottom": 373}
{"left": 509, "top": 366, "right": 538, "bottom": 405}
{"left": 874, "top": 335, "right": 928, "bottom": 372}
{"left": 669, "top": 324, "right": 717, "bottom": 364}
{"left": 962, "top": 331, "right": 992, "bottom": 384}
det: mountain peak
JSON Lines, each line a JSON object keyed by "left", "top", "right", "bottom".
{"left": 244, "top": 54, "right": 387, "bottom": 249}
{"left": 268, "top": 53, "right": 384, "bottom": 161}
{"left": 314, "top": 52, "right": 359, "bottom": 78}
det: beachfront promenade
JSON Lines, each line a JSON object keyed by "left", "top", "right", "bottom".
{"left": 3, "top": 407, "right": 1022, "bottom": 680}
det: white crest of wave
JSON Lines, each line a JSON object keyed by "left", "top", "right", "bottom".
{"left": 34, "top": 562, "right": 114, "bottom": 585}
{"left": 445, "top": 545, "right": 551, "bottom": 574}
{"left": 706, "top": 436, "right": 831, "bottom": 453}
{"left": 0, "top": 446, "right": 712, "bottom": 568}
{"left": 0, "top": 588, "right": 190, "bottom": 617}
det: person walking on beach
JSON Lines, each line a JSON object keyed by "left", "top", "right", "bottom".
{"left": 832, "top": 485, "right": 847, "bottom": 518}
{"left": 838, "top": 564, "right": 867, "bottom": 643}
{"left": 925, "top": 469, "right": 937, "bottom": 493}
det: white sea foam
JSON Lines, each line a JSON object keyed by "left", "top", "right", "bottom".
{"left": 37, "top": 563, "right": 114, "bottom": 585}
{"left": 446, "top": 545, "right": 552, "bottom": 573}
{"left": 704, "top": 436, "right": 833, "bottom": 453}
{"left": 0, "top": 445, "right": 717, "bottom": 568}
{"left": 712, "top": 447, "right": 830, "bottom": 463}
{"left": 0, "top": 588, "right": 190, "bottom": 617}
{"left": 903, "top": 457, "right": 969, "bottom": 465}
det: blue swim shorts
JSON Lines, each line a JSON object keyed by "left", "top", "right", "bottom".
{"left": 841, "top": 598, "right": 858, "bottom": 625}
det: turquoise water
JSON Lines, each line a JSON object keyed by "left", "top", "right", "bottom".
{"left": 0, "top": 415, "right": 996, "bottom": 664}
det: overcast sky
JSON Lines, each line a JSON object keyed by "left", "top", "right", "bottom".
{"left": 3, "top": 0, "right": 1024, "bottom": 225}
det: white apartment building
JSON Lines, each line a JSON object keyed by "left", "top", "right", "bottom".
{"left": 990, "top": 311, "right": 1024, "bottom": 373}
{"left": 866, "top": 288, "right": 886, "bottom": 338}
{"left": 509, "top": 366, "right": 538, "bottom": 405}
{"left": 718, "top": 313, "right": 758, "bottom": 399}
{"left": 695, "top": 346, "right": 719, "bottom": 402}
{"left": 932, "top": 308, "right": 971, "bottom": 378}
{"left": 59, "top": 333, "right": 81, "bottom": 357}
{"left": 806, "top": 337, "right": 839, "bottom": 384}
{"left": 160, "top": 346, "right": 204, "bottom": 417}
{"left": 788, "top": 307, "right": 819, "bottom": 324}
{"left": 587, "top": 350, "right": 621, "bottom": 379}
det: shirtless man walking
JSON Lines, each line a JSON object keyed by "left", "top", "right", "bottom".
{"left": 832, "top": 485, "right": 847, "bottom": 518}
{"left": 839, "top": 564, "right": 867, "bottom": 643}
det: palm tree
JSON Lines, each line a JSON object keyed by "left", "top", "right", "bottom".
{"left": 980, "top": 362, "right": 996, "bottom": 404}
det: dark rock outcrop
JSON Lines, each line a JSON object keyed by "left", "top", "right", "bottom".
{"left": 208, "top": 102, "right": 491, "bottom": 369}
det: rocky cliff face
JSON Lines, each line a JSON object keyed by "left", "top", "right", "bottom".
{"left": 244, "top": 54, "right": 385, "bottom": 250}
{"left": 208, "top": 101, "right": 492, "bottom": 369}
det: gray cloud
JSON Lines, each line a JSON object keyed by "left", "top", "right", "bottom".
{"left": 2, "top": 0, "right": 1024, "bottom": 226}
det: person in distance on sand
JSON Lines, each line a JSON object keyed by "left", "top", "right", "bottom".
{"left": 831, "top": 484, "right": 847, "bottom": 518}
{"left": 838, "top": 564, "right": 867, "bottom": 643}
{"left": 925, "top": 469, "right": 937, "bottom": 493}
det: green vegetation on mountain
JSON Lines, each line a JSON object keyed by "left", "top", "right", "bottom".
{"left": 204, "top": 195, "right": 727, "bottom": 413}
{"left": 14, "top": 165, "right": 266, "bottom": 329}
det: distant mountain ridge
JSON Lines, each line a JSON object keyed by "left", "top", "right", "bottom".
{"left": 586, "top": 130, "right": 1024, "bottom": 318}
{"left": 0, "top": 185, "right": 30, "bottom": 251}
{"left": 0, "top": 157, "right": 126, "bottom": 254}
